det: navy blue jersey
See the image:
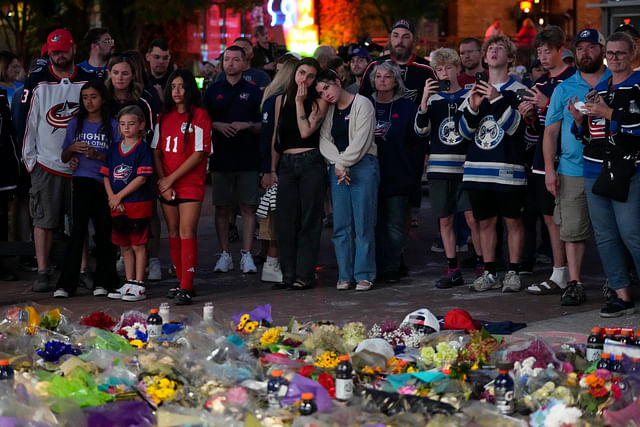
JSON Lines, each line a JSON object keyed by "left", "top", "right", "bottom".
{"left": 459, "top": 78, "right": 527, "bottom": 191}
{"left": 371, "top": 96, "right": 425, "bottom": 197}
{"left": 359, "top": 54, "right": 435, "bottom": 105}
{"left": 100, "top": 140, "right": 153, "bottom": 218}
{"left": 415, "top": 88, "right": 470, "bottom": 180}
{"left": 530, "top": 66, "right": 576, "bottom": 174}
{"left": 204, "top": 77, "right": 262, "bottom": 172}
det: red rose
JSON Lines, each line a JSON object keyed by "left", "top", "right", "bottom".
{"left": 589, "top": 386, "right": 608, "bottom": 398}
{"left": 299, "top": 365, "right": 315, "bottom": 377}
{"left": 318, "top": 372, "right": 336, "bottom": 399}
{"left": 612, "top": 383, "right": 622, "bottom": 400}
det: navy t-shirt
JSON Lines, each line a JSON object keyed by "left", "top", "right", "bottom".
{"left": 204, "top": 77, "right": 262, "bottom": 172}
{"left": 331, "top": 102, "right": 353, "bottom": 152}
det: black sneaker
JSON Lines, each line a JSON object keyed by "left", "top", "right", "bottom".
{"left": 600, "top": 298, "right": 635, "bottom": 318}
{"left": 560, "top": 280, "right": 586, "bottom": 306}
{"left": 32, "top": 272, "right": 51, "bottom": 292}
{"left": 175, "top": 288, "right": 193, "bottom": 305}
{"left": 436, "top": 269, "right": 464, "bottom": 289}
{"left": 601, "top": 280, "right": 616, "bottom": 305}
{"left": 167, "top": 287, "right": 197, "bottom": 298}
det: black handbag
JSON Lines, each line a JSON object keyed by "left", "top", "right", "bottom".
{"left": 591, "top": 113, "right": 638, "bottom": 202}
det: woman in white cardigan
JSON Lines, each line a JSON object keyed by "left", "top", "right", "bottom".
{"left": 316, "top": 69, "right": 379, "bottom": 291}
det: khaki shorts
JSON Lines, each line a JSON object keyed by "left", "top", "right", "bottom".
{"left": 211, "top": 171, "right": 259, "bottom": 206}
{"left": 554, "top": 174, "right": 591, "bottom": 241}
{"left": 258, "top": 211, "right": 277, "bottom": 241}
{"left": 29, "top": 165, "right": 72, "bottom": 229}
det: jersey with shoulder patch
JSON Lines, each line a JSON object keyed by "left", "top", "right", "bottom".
{"left": 22, "top": 65, "right": 94, "bottom": 175}
{"left": 459, "top": 78, "right": 527, "bottom": 191}
{"left": 415, "top": 88, "right": 470, "bottom": 179}
{"left": 151, "top": 107, "right": 212, "bottom": 200}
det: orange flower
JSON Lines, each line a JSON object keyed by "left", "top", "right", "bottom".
{"left": 585, "top": 373, "right": 605, "bottom": 388}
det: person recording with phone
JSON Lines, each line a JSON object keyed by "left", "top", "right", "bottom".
{"left": 414, "top": 48, "right": 483, "bottom": 290}
{"left": 568, "top": 31, "right": 640, "bottom": 318}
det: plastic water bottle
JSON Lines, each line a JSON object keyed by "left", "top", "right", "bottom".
{"left": 335, "top": 355, "right": 354, "bottom": 401}
{"left": 203, "top": 302, "right": 214, "bottom": 324}
{"left": 299, "top": 392, "right": 317, "bottom": 415}
{"left": 267, "top": 369, "right": 288, "bottom": 409}
{"left": 494, "top": 362, "right": 514, "bottom": 415}
{"left": 0, "top": 359, "right": 14, "bottom": 383}
{"left": 147, "top": 309, "right": 163, "bottom": 339}
{"left": 586, "top": 327, "right": 603, "bottom": 362}
{"left": 159, "top": 303, "right": 170, "bottom": 324}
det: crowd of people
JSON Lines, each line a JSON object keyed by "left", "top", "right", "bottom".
{"left": 0, "top": 19, "right": 638, "bottom": 317}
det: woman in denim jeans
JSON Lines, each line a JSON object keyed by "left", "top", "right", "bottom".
{"left": 266, "top": 58, "right": 328, "bottom": 290}
{"left": 569, "top": 31, "right": 640, "bottom": 318}
{"left": 316, "top": 69, "right": 379, "bottom": 291}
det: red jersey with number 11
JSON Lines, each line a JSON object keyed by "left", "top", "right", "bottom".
{"left": 152, "top": 107, "right": 212, "bottom": 200}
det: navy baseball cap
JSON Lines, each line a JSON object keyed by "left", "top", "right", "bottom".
{"left": 349, "top": 47, "right": 371, "bottom": 60}
{"left": 614, "top": 24, "right": 640, "bottom": 40}
{"left": 575, "top": 29, "right": 605, "bottom": 46}
{"left": 392, "top": 19, "right": 415, "bottom": 35}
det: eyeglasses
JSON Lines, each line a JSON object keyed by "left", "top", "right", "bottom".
{"left": 100, "top": 38, "right": 115, "bottom": 45}
{"left": 605, "top": 50, "right": 629, "bottom": 59}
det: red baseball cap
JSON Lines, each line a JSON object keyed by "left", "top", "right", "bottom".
{"left": 45, "top": 29, "right": 74, "bottom": 53}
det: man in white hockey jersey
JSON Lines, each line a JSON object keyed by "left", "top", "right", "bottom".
{"left": 22, "top": 28, "right": 94, "bottom": 292}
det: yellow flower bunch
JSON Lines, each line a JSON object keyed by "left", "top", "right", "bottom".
{"left": 236, "top": 314, "right": 259, "bottom": 334}
{"left": 361, "top": 365, "right": 385, "bottom": 375}
{"left": 314, "top": 351, "right": 340, "bottom": 368}
{"left": 260, "top": 327, "right": 284, "bottom": 346}
{"left": 146, "top": 377, "right": 178, "bottom": 405}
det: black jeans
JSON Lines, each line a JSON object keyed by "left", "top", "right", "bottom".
{"left": 58, "top": 177, "right": 118, "bottom": 293}
{"left": 276, "top": 149, "right": 326, "bottom": 285}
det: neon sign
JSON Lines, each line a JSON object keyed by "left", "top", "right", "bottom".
{"left": 267, "top": 0, "right": 318, "bottom": 56}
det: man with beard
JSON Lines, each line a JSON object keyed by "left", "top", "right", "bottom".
{"left": 78, "top": 28, "right": 114, "bottom": 79}
{"left": 458, "top": 38, "right": 486, "bottom": 90}
{"left": 22, "top": 29, "right": 94, "bottom": 292}
{"left": 542, "top": 29, "right": 610, "bottom": 306}
{"left": 359, "top": 19, "right": 435, "bottom": 104}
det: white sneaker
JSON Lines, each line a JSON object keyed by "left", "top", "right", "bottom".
{"left": 147, "top": 257, "right": 162, "bottom": 281}
{"left": 214, "top": 252, "right": 233, "bottom": 273}
{"left": 107, "top": 282, "right": 132, "bottom": 300}
{"left": 93, "top": 287, "right": 108, "bottom": 296}
{"left": 261, "top": 257, "right": 283, "bottom": 283}
{"left": 53, "top": 288, "right": 69, "bottom": 298}
{"left": 502, "top": 270, "right": 521, "bottom": 292}
{"left": 470, "top": 271, "right": 502, "bottom": 292}
{"left": 116, "top": 256, "right": 125, "bottom": 276}
{"left": 122, "top": 283, "right": 147, "bottom": 301}
{"left": 240, "top": 250, "right": 257, "bottom": 274}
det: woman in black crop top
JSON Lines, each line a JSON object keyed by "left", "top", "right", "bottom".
{"left": 266, "top": 58, "right": 328, "bottom": 290}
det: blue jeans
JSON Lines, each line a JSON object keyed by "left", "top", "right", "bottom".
{"left": 330, "top": 154, "right": 380, "bottom": 282}
{"left": 376, "top": 195, "right": 408, "bottom": 274}
{"left": 585, "top": 174, "right": 640, "bottom": 290}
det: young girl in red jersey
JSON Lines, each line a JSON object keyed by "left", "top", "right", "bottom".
{"left": 152, "top": 69, "right": 212, "bottom": 305}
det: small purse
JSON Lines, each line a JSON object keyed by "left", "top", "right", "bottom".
{"left": 592, "top": 148, "right": 637, "bottom": 202}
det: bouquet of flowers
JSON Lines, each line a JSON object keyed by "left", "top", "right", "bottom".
{"left": 578, "top": 369, "right": 621, "bottom": 415}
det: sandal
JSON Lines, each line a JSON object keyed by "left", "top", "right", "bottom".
{"left": 526, "top": 279, "right": 562, "bottom": 295}
{"left": 355, "top": 280, "right": 374, "bottom": 291}
{"left": 289, "top": 280, "right": 312, "bottom": 290}
{"left": 336, "top": 281, "right": 352, "bottom": 290}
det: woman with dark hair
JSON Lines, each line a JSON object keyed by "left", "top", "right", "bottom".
{"left": 316, "top": 68, "right": 379, "bottom": 291}
{"left": 106, "top": 53, "right": 163, "bottom": 280}
{"left": 266, "top": 57, "right": 328, "bottom": 290}
{"left": 569, "top": 31, "right": 640, "bottom": 317}
{"left": 151, "top": 69, "right": 211, "bottom": 305}
{"left": 0, "top": 50, "right": 23, "bottom": 104}
{"left": 54, "top": 80, "right": 119, "bottom": 298}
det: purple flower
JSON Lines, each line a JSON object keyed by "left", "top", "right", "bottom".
{"left": 36, "top": 340, "right": 82, "bottom": 362}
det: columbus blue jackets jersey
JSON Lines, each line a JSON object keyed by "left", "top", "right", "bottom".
{"left": 415, "top": 88, "right": 470, "bottom": 179}
{"left": 459, "top": 78, "right": 528, "bottom": 191}
{"left": 22, "top": 65, "right": 94, "bottom": 175}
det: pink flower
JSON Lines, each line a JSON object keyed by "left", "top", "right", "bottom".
{"left": 398, "top": 385, "right": 416, "bottom": 395}
{"left": 594, "top": 369, "right": 612, "bottom": 381}
{"left": 227, "top": 386, "right": 248, "bottom": 406}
